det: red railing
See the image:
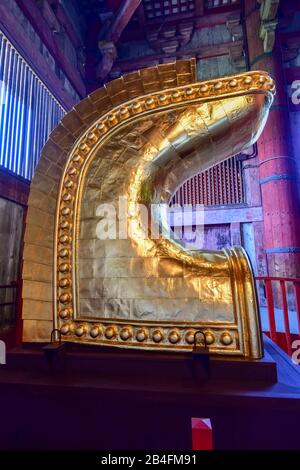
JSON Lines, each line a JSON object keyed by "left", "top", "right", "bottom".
{"left": 256, "top": 276, "right": 300, "bottom": 356}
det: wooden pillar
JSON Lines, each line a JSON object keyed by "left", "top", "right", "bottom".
{"left": 245, "top": 0, "right": 300, "bottom": 277}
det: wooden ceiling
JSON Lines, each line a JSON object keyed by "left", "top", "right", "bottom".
{"left": 76, "top": 0, "right": 240, "bottom": 23}
{"left": 80, "top": 0, "right": 241, "bottom": 88}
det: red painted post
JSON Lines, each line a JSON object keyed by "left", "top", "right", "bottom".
{"left": 245, "top": 0, "right": 300, "bottom": 279}
{"left": 265, "top": 279, "right": 277, "bottom": 343}
{"left": 293, "top": 282, "right": 300, "bottom": 338}
{"left": 191, "top": 418, "right": 213, "bottom": 451}
{"left": 280, "top": 280, "right": 292, "bottom": 355}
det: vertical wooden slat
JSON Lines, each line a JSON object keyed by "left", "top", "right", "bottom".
{"left": 185, "top": 180, "right": 188, "bottom": 205}
{"left": 221, "top": 161, "right": 225, "bottom": 203}
{"left": 188, "top": 179, "right": 191, "bottom": 205}
{"left": 212, "top": 167, "right": 216, "bottom": 205}
{"left": 293, "top": 281, "right": 300, "bottom": 338}
{"left": 216, "top": 166, "right": 219, "bottom": 205}
{"left": 265, "top": 279, "right": 277, "bottom": 342}
{"left": 207, "top": 168, "right": 211, "bottom": 205}
{"left": 206, "top": 171, "right": 208, "bottom": 205}
{"left": 200, "top": 173, "right": 203, "bottom": 205}
{"left": 211, "top": 167, "right": 214, "bottom": 205}
{"left": 238, "top": 158, "right": 243, "bottom": 203}
{"left": 234, "top": 156, "right": 240, "bottom": 203}
{"left": 224, "top": 161, "right": 228, "bottom": 204}
{"left": 232, "top": 157, "right": 236, "bottom": 204}
{"left": 230, "top": 157, "right": 234, "bottom": 203}
{"left": 280, "top": 280, "right": 292, "bottom": 355}
{"left": 226, "top": 159, "right": 230, "bottom": 203}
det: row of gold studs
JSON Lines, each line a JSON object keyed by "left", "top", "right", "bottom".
{"left": 60, "top": 322, "right": 235, "bottom": 346}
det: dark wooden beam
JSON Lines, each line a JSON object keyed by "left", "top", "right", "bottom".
{"left": 15, "top": 0, "right": 86, "bottom": 97}
{"left": 195, "top": 0, "right": 204, "bottom": 16}
{"left": 54, "top": 2, "right": 81, "bottom": 50}
{"left": 0, "top": 2, "right": 76, "bottom": 110}
{"left": 109, "top": 0, "right": 142, "bottom": 43}
{"left": 97, "top": 0, "right": 142, "bottom": 81}
{"left": 136, "top": 2, "right": 146, "bottom": 29}
{"left": 120, "top": 9, "right": 240, "bottom": 42}
{"left": 0, "top": 167, "right": 30, "bottom": 207}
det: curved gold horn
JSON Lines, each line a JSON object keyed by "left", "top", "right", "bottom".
{"left": 23, "top": 60, "right": 275, "bottom": 358}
